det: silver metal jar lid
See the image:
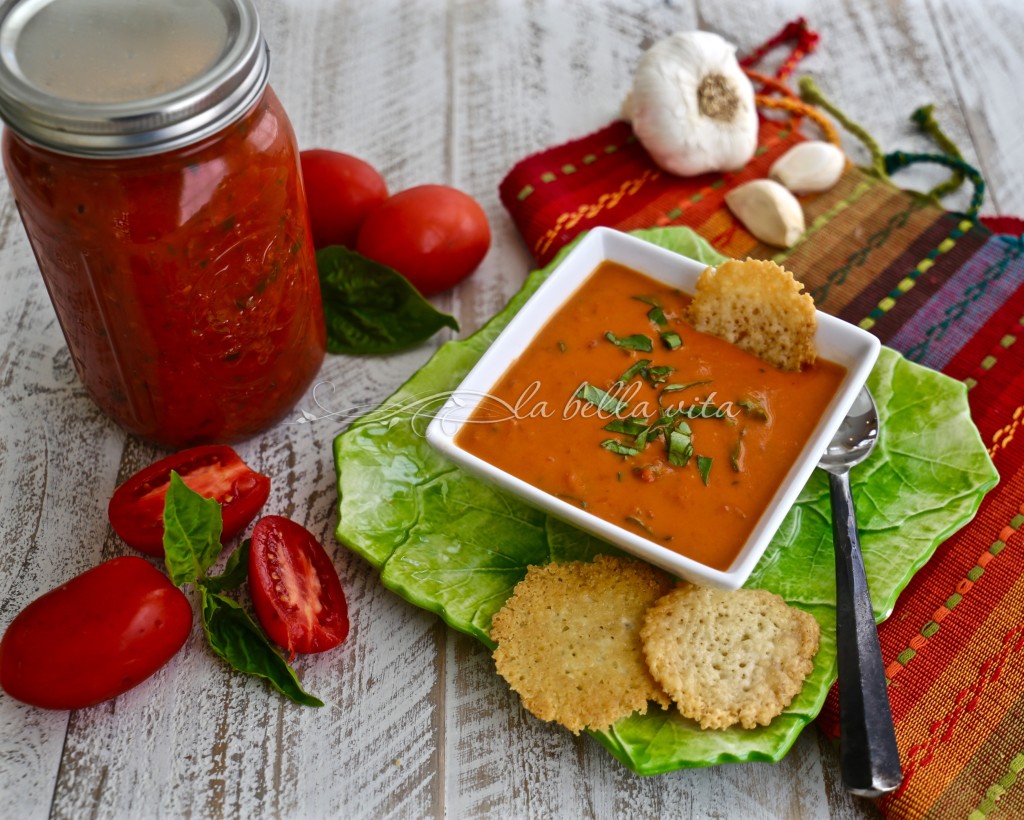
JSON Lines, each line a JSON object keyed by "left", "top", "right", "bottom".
{"left": 0, "top": 0, "right": 269, "bottom": 157}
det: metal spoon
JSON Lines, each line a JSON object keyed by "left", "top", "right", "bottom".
{"left": 818, "top": 386, "right": 902, "bottom": 797}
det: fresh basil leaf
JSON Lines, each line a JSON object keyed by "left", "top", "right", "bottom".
{"left": 202, "top": 539, "right": 251, "bottom": 594}
{"left": 660, "top": 331, "right": 683, "bottom": 350}
{"left": 604, "top": 331, "right": 653, "bottom": 352}
{"left": 601, "top": 439, "right": 642, "bottom": 457}
{"left": 317, "top": 245, "right": 459, "bottom": 355}
{"left": 697, "top": 456, "right": 713, "bottom": 486}
{"left": 575, "top": 383, "right": 629, "bottom": 414}
{"left": 163, "top": 471, "right": 223, "bottom": 587}
{"left": 200, "top": 588, "right": 323, "bottom": 707}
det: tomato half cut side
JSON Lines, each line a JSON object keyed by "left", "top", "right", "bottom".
{"left": 0, "top": 557, "right": 192, "bottom": 710}
{"left": 108, "top": 445, "right": 271, "bottom": 556}
{"left": 249, "top": 516, "right": 349, "bottom": 658}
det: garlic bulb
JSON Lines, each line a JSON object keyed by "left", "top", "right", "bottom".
{"left": 769, "top": 141, "right": 846, "bottom": 194}
{"left": 624, "top": 31, "right": 758, "bottom": 176}
{"left": 725, "top": 179, "right": 805, "bottom": 248}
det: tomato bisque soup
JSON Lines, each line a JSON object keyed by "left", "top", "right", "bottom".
{"left": 455, "top": 261, "right": 845, "bottom": 571}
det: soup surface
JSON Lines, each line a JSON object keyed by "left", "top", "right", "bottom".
{"left": 454, "top": 261, "right": 846, "bottom": 571}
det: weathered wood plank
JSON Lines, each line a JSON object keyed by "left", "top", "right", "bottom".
{"left": 0, "top": 202, "right": 129, "bottom": 817}
{"left": 926, "top": 0, "right": 1024, "bottom": 217}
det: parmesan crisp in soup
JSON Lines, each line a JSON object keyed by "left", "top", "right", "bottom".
{"left": 455, "top": 262, "right": 845, "bottom": 571}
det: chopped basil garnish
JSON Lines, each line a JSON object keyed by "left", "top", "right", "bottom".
{"left": 605, "top": 331, "right": 653, "bottom": 352}
{"left": 625, "top": 515, "right": 656, "bottom": 537}
{"left": 633, "top": 425, "right": 655, "bottom": 449}
{"left": 730, "top": 431, "right": 745, "bottom": 473}
{"left": 616, "top": 359, "right": 652, "bottom": 384}
{"left": 647, "top": 305, "right": 668, "bottom": 326}
{"left": 601, "top": 439, "right": 642, "bottom": 457}
{"left": 576, "top": 383, "right": 629, "bottom": 414}
{"left": 647, "top": 365, "right": 675, "bottom": 383}
{"left": 650, "top": 416, "right": 676, "bottom": 448}
{"left": 660, "top": 331, "right": 683, "bottom": 350}
{"left": 738, "top": 398, "right": 769, "bottom": 421}
{"left": 662, "top": 380, "right": 711, "bottom": 394}
{"left": 697, "top": 456, "right": 713, "bottom": 486}
{"left": 668, "top": 427, "right": 693, "bottom": 467}
{"left": 604, "top": 418, "right": 648, "bottom": 436}
{"left": 616, "top": 360, "right": 676, "bottom": 387}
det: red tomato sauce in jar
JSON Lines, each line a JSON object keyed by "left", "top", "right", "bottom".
{"left": 3, "top": 89, "right": 325, "bottom": 446}
{"left": 0, "top": 0, "right": 325, "bottom": 448}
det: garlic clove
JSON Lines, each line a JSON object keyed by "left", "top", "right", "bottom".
{"left": 769, "top": 141, "right": 846, "bottom": 194}
{"left": 628, "top": 31, "right": 758, "bottom": 177}
{"left": 621, "top": 90, "right": 635, "bottom": 123}
{"left": 725, "top": 179, "right": 806, "bottom": 248}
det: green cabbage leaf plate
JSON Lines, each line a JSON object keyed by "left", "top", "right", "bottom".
{"left": 333, "top": 228, "right": 997, "bottom": 775}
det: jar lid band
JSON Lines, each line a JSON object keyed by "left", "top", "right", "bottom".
{"left": 0, "top": 0, "right": 270, "bottom": 158}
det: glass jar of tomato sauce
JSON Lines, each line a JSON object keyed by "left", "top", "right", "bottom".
{"left": 0, "top": 0, "right": 325, "bottom": 448}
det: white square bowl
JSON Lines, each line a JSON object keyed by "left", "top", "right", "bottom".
{"left": 426, "top": 227, "right": 881, "bottom": 589}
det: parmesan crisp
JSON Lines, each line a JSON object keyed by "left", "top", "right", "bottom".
{"left": 641, "top": 585, "right": 820, "bottom": 730}
{"left": 687, "top": 257, "right": 817, "bottom": 371}
{"left": 490, "top": 555, "right": 673, "bottom": 734}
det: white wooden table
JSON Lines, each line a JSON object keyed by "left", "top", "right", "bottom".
{"left": 2, "top": 1, "right": 1022, "bottom": 817}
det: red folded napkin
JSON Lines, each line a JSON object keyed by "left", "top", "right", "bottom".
{"left": 499, "top": 20, "right": 1024, "bottom": 818}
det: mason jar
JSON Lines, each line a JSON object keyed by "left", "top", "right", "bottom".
{"left": 0, "top": 0, "right": 325, "bottom": 448}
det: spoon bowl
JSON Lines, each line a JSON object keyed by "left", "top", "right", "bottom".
{"left": 818, "top": 387, "right": 879, "bottom": 474}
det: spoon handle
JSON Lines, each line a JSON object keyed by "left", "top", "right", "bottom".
{"left": 829, "top": 470, "right": 903, "bottom": 797}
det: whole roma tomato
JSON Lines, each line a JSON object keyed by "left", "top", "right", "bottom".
{"left": 109, "top": 445, "right": 270, "bottom": 557}
{"left": 355, "top": 184, "right": 490, "bottom": 296}
{"left": 249, "top": 516, "right": 349, "bottom": 659}
{"left": 300, "top": 149, "right": 388, "bottom": 249}
{"left": 0, "top": 557, "right": 192, "bottom": 710}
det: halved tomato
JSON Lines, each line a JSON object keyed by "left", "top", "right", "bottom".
{"left": 249, "top": 516, "right": 349, "bottom": 658}
{"left": 109, "top": 445, "right": 270, "bottom": 556}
